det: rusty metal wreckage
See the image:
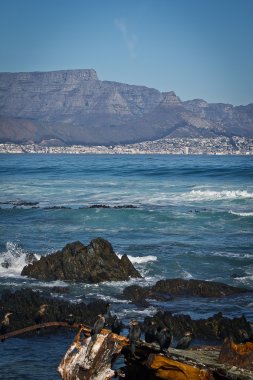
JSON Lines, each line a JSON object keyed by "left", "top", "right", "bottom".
{"left": 1, "top": 322, "right": 253, "bottom": 380}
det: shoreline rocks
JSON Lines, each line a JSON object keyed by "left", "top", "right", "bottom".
{"left": 21, "top": 237, "right": 142, "bottom": 282}
{"left": 0, "top": 288, "right": 107, "bottom": 332}
{"left": 122, "top": 278, "right": 250, "bottom": 306}
{"left": 144, "top": 311, "right": 253, "bottom": 343}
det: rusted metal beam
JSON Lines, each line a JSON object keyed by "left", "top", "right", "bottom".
{"left": 0, "top": 322, "right": 90, "bottom": 341}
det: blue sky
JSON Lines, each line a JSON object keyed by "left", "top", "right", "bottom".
{"left": 0, "top": 0, "right": 252, "bottom": 105}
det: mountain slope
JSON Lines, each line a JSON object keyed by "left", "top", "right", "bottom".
{"left": 0, "top": 69, "right": 252, "bottom": 145}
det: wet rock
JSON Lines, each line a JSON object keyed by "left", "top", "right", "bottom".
{"left": 0, "top": 288, "right": 107, "bottom": 332}
{"left": 123, "top": 278, "right": 250, "bottom": 306}
{"left": 44, "top": 206, "right": 72, "bottom": 210}
{"left": 144, "top": 311, "right": 252, "bottom": 342}
{"left": 122, "top": 285, "right": 151, "bottom": 307}
{"left": 80, "top": 204, "right": 138, "bottom": 209}
{"left": 0, "top": 200, "right": 39, "bottom": 207}
{"left": 152, "top": 278, "right": 249, "bottom": 298}
{"left": 21, "top": 237, "right": 142, "bottom": 282}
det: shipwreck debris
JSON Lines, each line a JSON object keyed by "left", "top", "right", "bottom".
{"left": 58, "top": 326, "right": 128, "bottom": 380}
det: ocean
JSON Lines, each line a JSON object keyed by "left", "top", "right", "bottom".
{"left": 0, "top": 154, "right": 253, "bottom": 379}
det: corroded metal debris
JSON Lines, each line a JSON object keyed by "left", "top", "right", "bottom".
{"left": 58, "top": 326, "right": 128, "bottom": 380}
{"left": 218, "top": 338, "right": 253, "bottom": 370}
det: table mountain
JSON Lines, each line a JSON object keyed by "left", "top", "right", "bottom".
{"left": 0, "top": 69, "right": 252, "bottom": 145}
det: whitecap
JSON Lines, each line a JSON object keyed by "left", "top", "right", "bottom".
{"left": 229, "top": 211, "right": 253, "bottom": 217}
{"left": 0, "top": 242, "right": 40, "bottom": 277}
{"left": 184, "top": 189, "right": 253, "bottom": 201}
{"left": 117, "top": 253, "right": 157, "bottom": 264}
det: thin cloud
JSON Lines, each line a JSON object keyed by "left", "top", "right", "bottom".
{"left": 114, "top": 18, "right": 137, "bottom": 58}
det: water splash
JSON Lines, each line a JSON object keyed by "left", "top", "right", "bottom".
{"left": 0, "top": 242, "right": 39, "bottom": 277}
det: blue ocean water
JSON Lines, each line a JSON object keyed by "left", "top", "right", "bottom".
{"left": 0, "top": 154, "right": 253, "bottom": 379}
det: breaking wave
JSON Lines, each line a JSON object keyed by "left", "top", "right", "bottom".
{"left": 229, "top": 211, "right": 253, "bottom": 217}
{"left": 184, "top": 189, "right": 253, "bottom": 201}
{"left": 117, "top": 253, "right": 157, "bottom": 264}
{"left": 0, "top": 242, "right": 39, "bottom": 277}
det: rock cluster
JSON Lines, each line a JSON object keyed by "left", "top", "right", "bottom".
{"left": 123, "top": 278, "right": 250, "bottom": 306}
{"left": 0, "top": 288, "right": 106, "bottom": 332}
{"left": 144, "top": 311, "right": 252, "bottom": 342}
{"left": 21, "top": 237, "right": 141, "bottom": 282}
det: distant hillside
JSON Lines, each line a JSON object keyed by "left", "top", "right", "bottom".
{"left": 0, "top": 69, "right": 252, "bottom": 146}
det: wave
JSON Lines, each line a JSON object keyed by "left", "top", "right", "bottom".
{"left": 0, "top": 242, "right": 39, "bottom": 277}
{"left": 229, "top": 211, "right": 253, "bottom": 217}
{"left": 185, "top": 189, "right": 253, "bottom": 201}
{"left": 117, "top": 253, "right": 157, "bottom": 264}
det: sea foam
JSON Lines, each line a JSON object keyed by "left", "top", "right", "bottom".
{"left": 229, "top": 211, "right": 253, "bottom": 217}
{"left": 0, "top": 241, "right": 39, "bottom": 277}
{"left": 117, "top": 253, "right": 157, "bottom": 264}
{"left": 185, "top": 189, "right": 253, "bottom": 201}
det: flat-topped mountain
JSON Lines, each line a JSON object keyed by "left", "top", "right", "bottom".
{"left": 0, "top": 69, "right": 252, "bottom": 145}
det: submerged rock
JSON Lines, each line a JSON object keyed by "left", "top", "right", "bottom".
{"left": 21, "top": 237, "right": 141, "bottom": 282}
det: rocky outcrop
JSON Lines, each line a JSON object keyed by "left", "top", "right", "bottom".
{"left": 21, "top": 237, "right": 141, "bottom": 282}
{"left": 152, "top": 278, "right": 249, "bottom": 297}
{"left": 144, "top": 311, "right": 252, "bottom": 342}
{"left": 0, "top": 69, "right": 252, "bottom": 146}
{"left": 122, "top": 278, "right": 250, "bottom": 306}
{"left": 0, "top": 288, "right": 108, "bottom": 332}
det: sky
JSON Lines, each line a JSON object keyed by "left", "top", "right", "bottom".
{"left": 0, "top": 0, "right": 252, "bottom": 105}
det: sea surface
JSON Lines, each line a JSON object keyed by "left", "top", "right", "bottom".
{"left": 0, "top": 154, "right": 253, "bottom": 379}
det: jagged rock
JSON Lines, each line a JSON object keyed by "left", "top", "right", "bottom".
{"left": 21, "top": 237, "right": 142, "bottom": 282}
{"left": 123, "top": 278, "right": 250, "bottom": 306}
{"left": 144, "top": 311, "right": 252, "bottom": 342}
{"left": 0, "top": 288, "right": 108, "bottom": 332}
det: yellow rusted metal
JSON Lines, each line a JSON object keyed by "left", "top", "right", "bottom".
{"left": 147, "top": 353, "right": 214, "bottom": 380}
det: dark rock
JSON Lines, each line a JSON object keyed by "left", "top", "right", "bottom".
{"left": 44, "top": 206, "right": 72, "bottom": 210}
{"left": 89, "top": 204, "right": 110, "bottom": 208}
{"left": 21, "top": 238, "right": 142, "bottom": 282}
{"left": 123, "top": 278, "right": 250, "bottom": 306}
{"left": 49, "top": 286, "right": 70, "bottom": 294}
{"left": 122, "top": 285, "right": 151, "bottom": 307}
{"left": 0, "top": 200, "right": 39, "bottom": 206}
{"left": 152, "top": 278, "right": 249, "bottom": 298}
{"left": 144, "top": 311, "right": 252, "bottom": 342}
{"left": 25, "top": 252, "right": 37, "bottom": 265}
{"left": 113, "top": 205, "right": 137, "bottom": 209}
{"left": 0, "top": 288, "right": 106, "bottom": 332}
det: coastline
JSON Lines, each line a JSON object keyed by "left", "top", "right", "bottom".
{"left": 0, "top": 136, "right": 253, "bottom": 155}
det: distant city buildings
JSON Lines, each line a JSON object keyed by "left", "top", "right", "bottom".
{"left": 0, "top": 136, "right": 252, "bottom": 155}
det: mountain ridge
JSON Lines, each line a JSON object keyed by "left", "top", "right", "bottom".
{"left": 0, "top": 69, "right": 252, "bottom": 146}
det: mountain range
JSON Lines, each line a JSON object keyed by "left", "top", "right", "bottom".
{"left": 0, "top": 69, "right": 252, "bottom": 146}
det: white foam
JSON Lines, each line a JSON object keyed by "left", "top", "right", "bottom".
{"left": 0, "top": 242, "right": 40, "bottom": 277}
{"left": 117, "top": 253, "right": 157, "bottom": 264}
{"left": 184, "top": 189, "right": 253, "bottom": 201}
{"left": 229, "top": 211, "right": 253, "bottom": 217}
